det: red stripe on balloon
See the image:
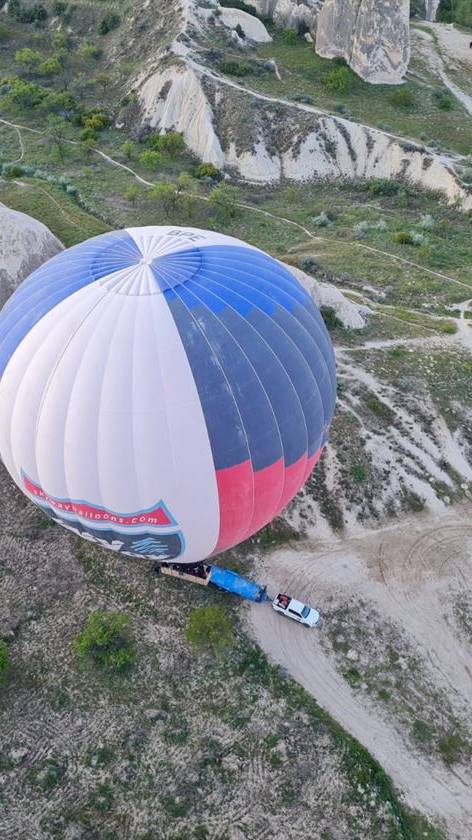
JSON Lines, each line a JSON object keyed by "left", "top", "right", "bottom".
{"left": 302, "top": 446, "right": 323, "bottom": 483}
{"left": 274, "top": 452, "right": 308, "bottom": 516}
{"left": 212, "top": 459, "right": 254, "bottom": 554}
{"left": 244, "top": 456, "right": 285, "bottom": 539}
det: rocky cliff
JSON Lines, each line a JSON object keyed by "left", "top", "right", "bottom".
{"left": 315, "top": 0, "right": 410, "bottom": 84}
{"left": 0, "top": 205, "right": 63, "bottom": 308}
{"left": 246, "top": 0, "right": 321, "bottom": 31}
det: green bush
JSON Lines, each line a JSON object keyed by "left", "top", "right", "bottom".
{"left": 0, "top": 22, "right": 11, "bottom": 41}
{"left": 150, "top": 181, "right": 178, "bottom": 211}
{"left": 139, "top": 149, "right": 162, "bottom": 170}
{"left": 38, "top": 57, "right": 62, "bottom": 77}
{"left": 195, "top": 162, "right": 222, "bottom": 180}
{"left": 368, "top": 178, "right": 402, "bottom": 196}
{"left": 389, "top": 88, "right": 415, "bottom": 108}
{"left": 98, "top": 12, "right": 120, "bottom": 35}
{"left": 15, "top": 47, "right": 42, "bottom": 70}
{"left": 219, "top": 60, "right": 253, "bottom": 77}
{"left": 73, "top": 610, "right": 135, "bottom": 673}
{"left": 185, "top": 605, "right": 234, "bottom": 657}
{"left": 121, "top": 140, "right": 134, "bottom": 159}
{"left": 324, "top": 66, "right": 352, "bottom": 94}
{"left": 150, "top": 131, "right": 185, "bottom": 156}
{"left": 281, "top": 28, "right": 298, "bottom": 45}
{"left": 394, "top": 230, "right": 414, "bottom": 245}
{"left": 79, "top": 42, "right": 102, "bottom": 60}
{"left": 432, "top": 88, "right": 454, "bottom": 111}
{"left": 208, "top": 183, "right": 239, "bottom": 220}
{"left": 320, "top": 306, "right": 342, "bottom": 331}
{"left": 0, "top": 640, "right": 10, "bottom": 684}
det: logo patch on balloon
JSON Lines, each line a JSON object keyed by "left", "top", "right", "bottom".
{"left": 22, "top": 474, "right": 184, "bottom": 560}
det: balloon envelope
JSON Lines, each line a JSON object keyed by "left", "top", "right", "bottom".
{"left": 0, "top": 226, "right": 336, "bottom": 563}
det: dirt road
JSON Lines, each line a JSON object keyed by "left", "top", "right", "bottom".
{"left": 249, "top": 505, "right": 472, "bottom": 838}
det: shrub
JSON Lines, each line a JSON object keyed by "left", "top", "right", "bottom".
{"left": 320, "top": 306, "right": 342, "bottom": 331}
{"left": 150, "top": 131, "right": 185, "bottom": 156}
{"left": 432, "top": 88, "right": 453, "bottom": 110}
{"left": 0, "top": 22, "right": 10, "bottom": 41}
{"left": 369, "top": 178, "right": 402, "bottom": 196}
{"left": 177, "top": 171, "right": 193, "bottom": 191}
{"left": 73, "top": 610, "right": 135, "bottom": 672}
{"left": 389, "top": 88, "right": 415, "bottom": 108}
{"left": 121, "top": 140, "right": 134, "bottom": 160}
{"left": 311, "top": 211, "right": 332, "bottom": 228}
{"left": 299, "top": 255, "right": 319, "bottom": 274}
{"left": 281, "top": 28, "right": 298, "bottom": 45}
{"left": 324, "top": 66, "right": 352, "bottom": 94}
{"left": 80, "top": 127, "right": 97, "bottom": 142}
{"left": 150, "top": 181, "right": 178, "bottom": 211}
{"left": 394, "top": 230, "right": 414, "bottom": 245}
{"left": 185, "top": 605, "right": 234, "bottom": 657}
{"left": 0, "top": 640, "right": 10, "bottom": 684}
{"left": 419, "top": 214, "right": 435, "bottom": 230}
{"left": 98, "top": 12, "right": 120, "bottom": 35}
{"left": 219, "top": 60, "right": 253, "bottom": 77}
{"left": 15, "top": 47, "right": 42, "bottom": 70}
{"left": 195, "top": 162, "right": 222, "bottom": 181}
{"left": 208, "top": 183, "right": 239, "bottom": 219}
{"left": 124, "top": 184, "right": 139, "bottom": 203}
{"left": 52, "top": 0, "right": 66, "bottom": 13}
{"left": 219, "top": 0, "right": 258, "bottom": 15}
{"left": 83, "top": 112, "right": 108, "bottom": 131}
{"left": 79, "top": 42, "right": 102, "bottom": 60}
{"left": 38, "top": 57, "right": 62, "bottom": 77}
{"left": 139, "top": 149, "right": 162, "bottom": 170}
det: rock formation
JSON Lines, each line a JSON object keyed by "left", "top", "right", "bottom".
{"left": 0, "top": 205, "right": 63, "bottom": 308}
{"left": 246, "top": 0, "right": 320, "bottom": 32}
{"left": 315, "top": 0, "right": 410, "bottom": 84}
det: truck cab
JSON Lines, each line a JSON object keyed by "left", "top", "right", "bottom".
{"left": 272, "top": 593, "right": 320, "bottom": 627}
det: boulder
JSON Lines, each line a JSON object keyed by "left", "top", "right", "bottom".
{"left": 315, "top": 0, "right": 410, "bottom": 84}
{"left": 219, "top": 7, "right": 272, "bottom": 42}
{"left": 0, "top": 204, "right": 63, "bottom": 308}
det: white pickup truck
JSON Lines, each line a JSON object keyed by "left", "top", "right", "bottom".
{"left": 272, "top": 593, "right": 320, "bottom": 627}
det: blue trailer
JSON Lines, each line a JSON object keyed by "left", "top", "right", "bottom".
{"left": 159, "top": 562, "right": 269, "bottom": 603}
{"left": 207, "top": 565, "right": 269, "bottom": 602}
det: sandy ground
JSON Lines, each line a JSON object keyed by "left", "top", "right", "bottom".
{"left": 248, "top": 504, "right": 472, "bottom": 839}
{"left": 423, "top": 22, "right": 472, "bottom": 68}
{"left": 413, "top": 26, "right": 472, "bottom": 115}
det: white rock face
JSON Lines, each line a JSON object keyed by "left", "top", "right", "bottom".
{"left": 246, "top": 0, "right": 320, "bottom": 32}
{"left": 218, "top": 7, "right": 272, "bottom": 42}
{"left": 425, "top": 0, "right": 440, "bottom": 21}
{"left": 316, "top": 0, "right": 410, "bottom": 84}
{"left": 0, "top": 204, "right": 63, "bottom": 308}
{"left": 138, "top": 65, "right": 225, "bottom": 167}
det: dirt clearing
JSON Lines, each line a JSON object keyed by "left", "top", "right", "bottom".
{"left": 249, "top": 504, "right": 472, "bottom": 839}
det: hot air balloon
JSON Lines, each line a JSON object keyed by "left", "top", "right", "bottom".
{"left": 0, "top": 226, "right": 336, "bottom": 564}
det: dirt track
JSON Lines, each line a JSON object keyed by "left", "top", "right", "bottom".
{"left": 249, "top": 505, "right": 472, "bottom": 838}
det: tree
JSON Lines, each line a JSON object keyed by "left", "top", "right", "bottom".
{"left": 46, "top": 114, "right": 68, "bottom": 161}
{"left": 185, "top": 605, "right": 234, "bottom": 657}
{"left": 38, "top": 57, "right": 63, "bottom": 77}
{"left": 124, "top": 184, "right": 139, "bottom": 204}
{"left": 73, "top": 610, "right": 135, "bottom": 673}
{"left": 195, "top": 162, "right": 222, "bottom": 181}
{"left": 0, "top": 640, "right": 10, "bottom": 685}
{"left": 150, "top": 131, "right": 185, "bottom": 156}
{"left": 121, "top": 140, "right": 134, "bottom": 160}
{"left": 15, "top": 47, "right": 42, "bottom": 72}
{"left": 139, "top": 149, "right": 162, "bottom": 170}
{"left": 177, "top": 171, "right": 193, "bottom": 192}
{"left": 208, "top": 183, "right": 239, "bottom": 221}
{"left": 150, "top": 181, "right": 178, "bottom": 212}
